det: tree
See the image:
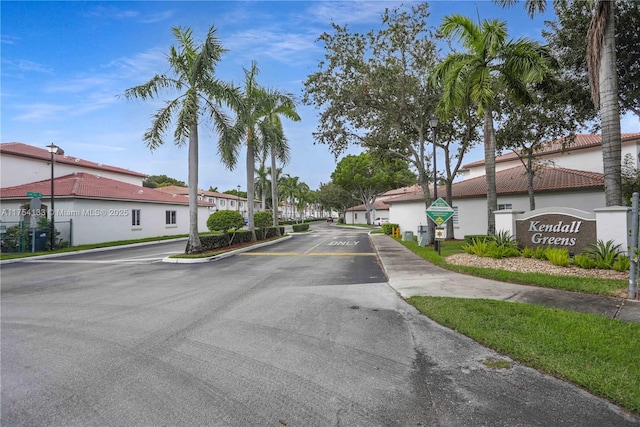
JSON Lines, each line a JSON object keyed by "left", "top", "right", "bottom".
{"left": 261, "top": 88, "right": 300, "bottom": 231}
{"left": 208, "top": 186, "right": 218, "bottom": 192}
{"left": 255, "top": 162, "right": 270, "bottom": 211}
{"left": 303, "top": 4, "right": 444, "bottom": 209}
{"left": 316, "top": 181, "right": 358, "bottom": 220}
{"left": 221, "top": 62, "right": 299, "bottom": 240}
{"left": 431, "top": 15, "right": 553, "bottom": 234}
{"left": 143, "top": 174, "right": 186, "bottom": 188}
{"left": 123, "top": 26, "right": 240, "bottom": 254}
{"left": 496, "top": 75, "right": 596, "bottom": 210}
{"left": 331, "top": 152, "right": 415, "bottom": 225}
{"left": 206, "top": 210, "right": 244, "bottom": 244}
{"left": 497, "top": 0, "right": 634, "bottom": 206}
{"left": 279, "top": 175, "right": 301, "bottom": 221}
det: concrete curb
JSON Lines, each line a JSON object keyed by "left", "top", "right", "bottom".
{"left": 1, "top": 237, "right": 188, "bottom": 264}
{"left": 161, "top": 235, "right": 292, "bottom": 264}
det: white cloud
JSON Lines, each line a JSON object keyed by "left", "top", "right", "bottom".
{"left": 12, "top": 103, "right": 70, "bottom": 121}
{"left": 2, "top": 58, "right": 52, "bottom": 74}
{"left": 226, "top": 29, "right": 319, "bottom": 64}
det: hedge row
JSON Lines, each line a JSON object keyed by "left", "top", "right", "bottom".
{"left": 292, "top": 223, "right": 310, "bottom": 232}
{"left": 199, "top": 227, "right": 285, "bottom": 251}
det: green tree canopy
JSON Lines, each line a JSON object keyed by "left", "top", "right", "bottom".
{"left": 331, "top": 152, "right": 415, "bottom": 225}
{"left": 143, "top": 175, "right": 186, "bottom": 188}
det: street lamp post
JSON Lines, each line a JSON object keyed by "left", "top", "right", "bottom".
{"left": 429, "top": 115, "right": 439, "bottom": 253}
{"left": 46, "top": 143, "right": 64, "bottom": 251}
{"left": 237, "top": 185, "right": 241, "bottom": 213}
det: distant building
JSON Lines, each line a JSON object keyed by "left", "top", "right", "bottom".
{"left": 0, "top": 143, "right": 214, "bottom": 246}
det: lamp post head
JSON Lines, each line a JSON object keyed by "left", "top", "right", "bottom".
{"left": 429, "top": 115, "right": 439, "bottom": 129}
{"left": 46, "top": 143, "right": 64, "bottom": 155}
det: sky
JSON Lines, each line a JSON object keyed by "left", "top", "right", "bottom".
{"left": 2, "top": 1, "right": 638, "bottom": 193}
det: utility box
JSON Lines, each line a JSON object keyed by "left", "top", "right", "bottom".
{"left": 402, "top": 231, "right": 414, "bottom": 242}
{"left": 417, "top": 225, "right": 429, "bottom": 246}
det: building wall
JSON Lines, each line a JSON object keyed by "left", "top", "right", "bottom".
{"left": 389, "top": 190, "right": 606, "bottom": 240}
{"left": 0, "top": 155, "right": 144, "bottom": 187}
{"left": 0, "top": 198, "right": 211, "bottom": 246}
{"left": 461, "top": 139, "right": 640, "bottom": 180}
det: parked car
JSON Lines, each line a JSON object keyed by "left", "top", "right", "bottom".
{"left": 373, "top": 217, "right": 389, "bottom": 226}
{"left": 327, "top": 216, "right": 334, "bottom": 222}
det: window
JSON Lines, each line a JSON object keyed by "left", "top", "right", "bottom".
{"left": 452, "top": 206, "right": 459, "bottom": 225}
{"left": 220, "top": 199, "right": 225, "bottom": 207}
{"left": 166, "top": 210, "right": 177, "bottom": 225}
{"left": 497, "top": 203, "right": 512, "bottom": 211}
{"left": 231, "top": 200, "right": 235, "bottom": 208}
{"left": 132, "top": 209, "right": 141, "bottom": 226}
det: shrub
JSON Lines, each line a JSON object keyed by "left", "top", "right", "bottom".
{"left": 493, "top": 230, "right": 517, "bottom": 248}
{"left": 464, "top": 234, "right": 491, "bottom": 245}
{"left": 573, "top": 253, "right": 596, "bottom": 269}
{"left": 613, "top": 255, "right": 631, "bottom": 272}
{"left": 521, "top": 247, "right": 535, "bottom": 258}
{"left": 533, "top": 247, "right": 547, "bottom": 260}
{"left": 382, "top": 223, "right": 398, "bottom": 235}
{"left": 200, "top": 233, "right": 231, "bottom": 251}
{"left": 255, "top": 227, "right": 284, "bottom": 240}
{"left": 487, "top": 243, "right": 520, "bottom": 259}
{"left": 207, "top": 210, "right": 245, "bottom": 232}
{"left": 467, "top": 238, "right": 491, "bottom": 257}
{"left": 545, "top": 248, "right": 571, "bottom": 267}
{"left": 254, "top": 211, "right": 273, "bottom": 229}
{"left": 292, "top": 223, "right": 310, "bottom": 232}
{"left": 584, "top": 239, "right": 621, "bottom": 270}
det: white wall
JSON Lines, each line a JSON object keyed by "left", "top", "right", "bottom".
{"left": 389, "top": 189, "right": 607, "bottom": 240}
{"left": 0, "top": 198, "right": 211, "bottom": 246}
{"left": 1, "top": 155, "right": 144, "bottom": 187}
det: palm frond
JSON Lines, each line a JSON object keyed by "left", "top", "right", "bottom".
{"left": 121, "top": 74, "right": 178, "bottom": 100}
{"left": 143, "top": 97, "right": 183, "bottom": 150}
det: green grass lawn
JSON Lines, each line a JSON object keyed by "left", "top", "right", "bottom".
{"left": 408, "top": 296, "right": 640, "bottom": 414}
{"left": 398, "top": 237, "right": 639, "bottom": 415}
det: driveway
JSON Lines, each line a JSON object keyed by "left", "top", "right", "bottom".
{"left": 1, "top": 224, "right": 637, "bottom": 425}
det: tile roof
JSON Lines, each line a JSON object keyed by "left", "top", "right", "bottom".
{"left": 386, "top": 165, "right": 604, "bottom": 203}
{"left": 461, "top": 133, "right": 640, "bottom": 169}
{"left": 0, "top": 172, "right": 213, "bottom": 206}
{"left": 155, "top": 185, "right": 248, "bottom": 201}
{"left": 0, "top": 142, "right": 147, "bottom": 178}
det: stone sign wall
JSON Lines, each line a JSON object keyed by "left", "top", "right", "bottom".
{"left": 515, "top": 213, "right": 596, "bottom": 254}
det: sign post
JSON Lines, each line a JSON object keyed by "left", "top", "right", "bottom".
{"left": 426, "top": 198, "right": 455, "bottom": 255}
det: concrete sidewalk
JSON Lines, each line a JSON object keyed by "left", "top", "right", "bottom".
{"left": 370, "top": 234, "right": 640, "bottom": 323}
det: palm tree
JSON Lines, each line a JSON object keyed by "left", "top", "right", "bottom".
{"left": 219, "top": 61, "right": 266, "bottom": 241}
{"left": 261, "top": 88, "right": 300, "bottom": 230}
{"left": 587, "top": 1, "right": 622, "bottom": 205}
{"left": 280, "top": 175, "right": 300, "bottom": 221}
{"left": 431, "top": 15, "right": 552, "bottom": 234}
{"left": 494, "top": 0, "right": 622, "bottom": 206}
{"left": 123, "top": 26, "right": 240, "bottom": 254}
{"left": 255, "top": 161, "right": 270, "bottom": 211}
{"left": 221, "top": 61, "right": 300, "bottom": 239}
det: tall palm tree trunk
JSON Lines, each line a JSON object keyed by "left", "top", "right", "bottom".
{"left": 186, "top": 123, "right": 202, "bottom": 253}
{"left": 270, "top": 147, "right": 280, "bottom": 235}
{"left": 484, "top": 109, "right": 497, "bottom": 235}
{"left": 246, "top": 136, "right": 257, "bottom": 241}
{"left": 600, "top": 1, "right": 622, "bottom": 206}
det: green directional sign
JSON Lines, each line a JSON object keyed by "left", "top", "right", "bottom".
{"left": 27, "top": 192, "right": 43, "bottom": 198}
{"left": 425, "top": 197, "right": 455, "bottom": 226}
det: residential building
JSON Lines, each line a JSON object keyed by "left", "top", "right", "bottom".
{"left": 0, "top": 143, "right": 213, "bottom": 247}
{"left": 354, "top": 133, "right": 639, "bottom": 241}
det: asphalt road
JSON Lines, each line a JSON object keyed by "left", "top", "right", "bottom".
{"left": 1, "top": 223, "right": 638, "bottom": 426}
